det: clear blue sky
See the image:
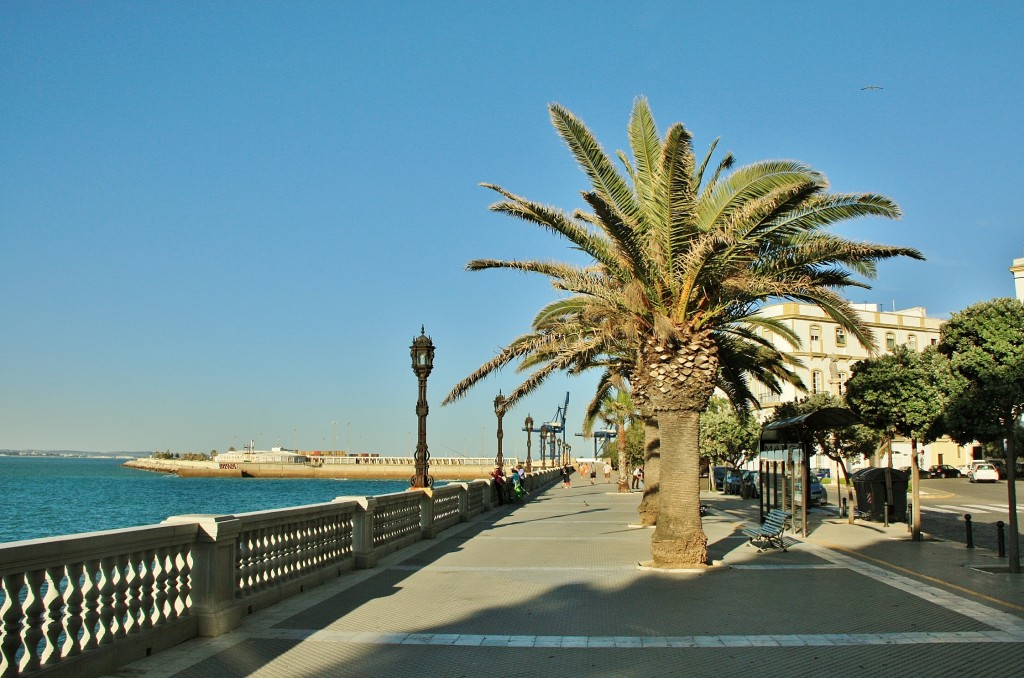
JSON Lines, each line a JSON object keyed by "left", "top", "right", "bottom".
{"left": 2, "top": 2, "right": 1021, "bottom": 454}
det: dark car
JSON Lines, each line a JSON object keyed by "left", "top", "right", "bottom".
{"left": 740, "top": 470, "right": 760, "bottom": 499}
{"left": 724, "top": 469, "right": 745, "bottom": 495}
{"left": 900, "top": 466, "right": 934, "bottom": 479}
{"left": 928, "top": 464, "right": 962, "bottom": 478}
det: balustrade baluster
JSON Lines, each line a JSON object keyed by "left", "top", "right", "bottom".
{"left": 172, "top": 550, "right": 191, "bottom": 618}
{"left": 80, "top": 559, "right": 101, "bottom": 650}
{"left": 19, "top": 569, "right": 46, "bottom": 673}
{"left": 61, "top": 562, "right": 85, "bottom": 658}
{"left": 1, "top": 573, "right": 26, "bottom": 677}
{"left": 138, "top": 549, "right": 156, "bottom": 630}
{"left": 41, "top": 565, "right": 68, "bottom": 665}
{"left": 96, "top": 557, "right": 117, "bottom": 644}
{"left": 126, "top": 552, "right": 144, "bottom": 634}
{"left": 152, "top": 549, "right": 170, "bottom": 626}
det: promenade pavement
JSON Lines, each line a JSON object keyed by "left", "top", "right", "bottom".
{"left": 111, "top": 476, "right": 1024, "bottom": 677}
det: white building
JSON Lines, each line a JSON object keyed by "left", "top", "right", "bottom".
{"left": 751, "top": 301, "right": 970, "bottom": 469}
{"left": 217, "top": 446, "right": 309, "bottom": 465}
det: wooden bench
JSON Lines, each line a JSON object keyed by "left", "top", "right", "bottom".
{"left": 742, "top": 509, "right": 791, "bottom": 552}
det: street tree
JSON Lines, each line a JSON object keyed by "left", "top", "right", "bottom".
{"left": 699, "top": 397, "right": 760, "bottom": 490}
{"left": 937, "top": 297, "right": 1024, "bottom": 572}
{"left": 447, "top": 98, "right": 920, "bottom": 567}
{"left": 844, "top": 346, "right": 949, "bottom": 540}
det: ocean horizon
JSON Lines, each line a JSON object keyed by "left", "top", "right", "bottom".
{"left": 0, "top": 456, "right": 430, "bottom": 544}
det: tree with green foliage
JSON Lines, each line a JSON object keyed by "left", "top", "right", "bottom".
{"left": 937, "top": 297, "right": 1024, "bottom": 572}
{"left": 844, "top": 345, "right": 949, "bottom": 540}
{"left": 446, "top": 98, "right": 920, "bottom": 567}
{"left": 699, "top": 397, "right": 760, "bottom": 487}
{"left": 624, "top": 420, "right": 645, "bottom": 469}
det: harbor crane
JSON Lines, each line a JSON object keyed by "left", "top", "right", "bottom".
{"left": 536, "top": 392, "right": 569, "bottom": 466}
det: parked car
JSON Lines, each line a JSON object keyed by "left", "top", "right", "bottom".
{"left": 724, "top": 469, "right": 745, "bottom": 495}
{"left": 988, "top": 460, "right": 1007, "bottom": 479}
{"left": 740, "top": 470, "right": 760, "bottom": 499}
{"left": 927, "top": 464, "right": 962, "bottom": 478}
{"left": 794, "top": 474, "right": 827, "bottom": 505}
{"left": 713, "top": 466, "right": 744, "bottom": 492}
{"left": 968, "top": 463, "right": 999, "bottom": 483}
{"left": 713, "top": 466, "right": 728, "bottom": 491}
{"left": 900, "top": 466, "right": 934, "bottom": 479}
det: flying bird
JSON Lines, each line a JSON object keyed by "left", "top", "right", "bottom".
{"left": 861, "top": 85, "right": 884, "bottom": 91}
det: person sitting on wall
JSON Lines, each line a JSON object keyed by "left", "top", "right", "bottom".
{"left": 491, "top": 466, "right": 507, "bottom": 505}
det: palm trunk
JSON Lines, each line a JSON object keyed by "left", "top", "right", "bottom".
{"left": 651, "top": 409, "right": 708, "bottom": 567}
{"left": 617, "top": 422, "right": 630, "bottom": 493}
{"left": 637, "top": 416, "right": 660, "bottom": 524}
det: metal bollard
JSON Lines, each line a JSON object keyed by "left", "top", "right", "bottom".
{"left": 841, "top": 497, "right": 847, "bottom": 518}
{"left": 964, "top": 514, "right": 974, "bottom": 549}
{"left": 907, "top": 502, "right": 912, "bottom": 533}
{"left": 883, "top": 501, "right": 889, "bottom": 527}
{"left": 997, "top": 521, "right": 1006, "bottom": 558}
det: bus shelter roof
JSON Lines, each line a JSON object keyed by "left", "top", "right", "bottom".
{"left": 760, "top": 407, "right": 861, "bottom": 445}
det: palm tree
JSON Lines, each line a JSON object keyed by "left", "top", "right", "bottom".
{"left": 585, "top": 386, "right": 634, "bottom": 493}
{"left": 451, "top": 98, "right": 922, "bottom": 567}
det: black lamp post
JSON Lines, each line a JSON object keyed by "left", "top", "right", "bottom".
{"left": 410, "top": 326, "right": 435, "bottom": 488}
{"left": 524, "top": 415, "right": 534, "bottom": 473}
{"left": 494, "top": 392, "right": 507, "bottom": 469}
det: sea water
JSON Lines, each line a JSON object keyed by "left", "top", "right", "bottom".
{"left": 0, "top": 456, "right": 416, "bottom": 544}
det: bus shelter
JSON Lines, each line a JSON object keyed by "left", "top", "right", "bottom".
{"left": 758, "top": 407, "right": 861, "bottom": 537}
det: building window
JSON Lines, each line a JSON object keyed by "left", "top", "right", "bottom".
{"left": 835, "top": 327, "right": 846, "bottom": 347}
{"left": 812, "top": 370, "right": 823, "bottom": 394}
{"left": 810, "top": 325, "right": 822, "bottom": 353}
{"left": 908, "top": 334, "right": 917, "bottom": 351}
{"left": 885, "top": 332, "right": 896, "bottom": 351}
{"left": 837, "top": 372, "right": 847, "bottom": 394}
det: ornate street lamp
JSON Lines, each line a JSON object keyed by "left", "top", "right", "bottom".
{"left": 410, "top": 326, "right": 435, "bottom": 488}
{"left": 494, "top": 391, "right": 507, "bottom": 469}
{"left": 524, "top": 414, "right": 534, "bottom": 473}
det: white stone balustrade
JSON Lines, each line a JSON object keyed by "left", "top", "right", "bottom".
{"left": 0, "top": 469, "right": 561, "bottom": 678}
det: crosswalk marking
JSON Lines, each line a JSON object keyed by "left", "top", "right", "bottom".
{"left": 925, "top": 504, "right": 1024, "bottom": 515}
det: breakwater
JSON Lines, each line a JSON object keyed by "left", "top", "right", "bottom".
{"left": 122, "top": 456, "right": 525, "bottom": 480}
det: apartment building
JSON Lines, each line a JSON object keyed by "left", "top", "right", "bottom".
{"left": 751, "top": 301, "right": 969, "bottom": 469}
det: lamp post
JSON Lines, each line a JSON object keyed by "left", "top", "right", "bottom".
{"left": 524, "top": 415, "right": 534, "bottom": 473}
{"left": 410, "top": 326, "right": 435, "bottom": 488}
{"left": 494, "top": 392, "right": 507, "bottom": 469}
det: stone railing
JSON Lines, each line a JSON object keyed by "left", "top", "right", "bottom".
{"left": 0, "top": 469, "right": 560, "bottom": 678}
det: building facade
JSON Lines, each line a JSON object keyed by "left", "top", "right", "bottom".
{"left": 752, "top": 301, "right": 971, "bottom": 470}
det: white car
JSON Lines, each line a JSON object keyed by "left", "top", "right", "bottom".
{"left": 969, "top": 463, "right": 999, "bottom": 483}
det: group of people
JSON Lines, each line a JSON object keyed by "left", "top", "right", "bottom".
{"left": 491, "top": 464, "right": 528, "bottom": 504}
{"left": 494, "top": 461, "right": 644, "bottom": 499}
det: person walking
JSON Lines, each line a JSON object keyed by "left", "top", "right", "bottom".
{"left": 603, "top": 462, "right": 612, "bottom": 483}
{"left": 561, "top": 463, "right": 572, "bottom": 489}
